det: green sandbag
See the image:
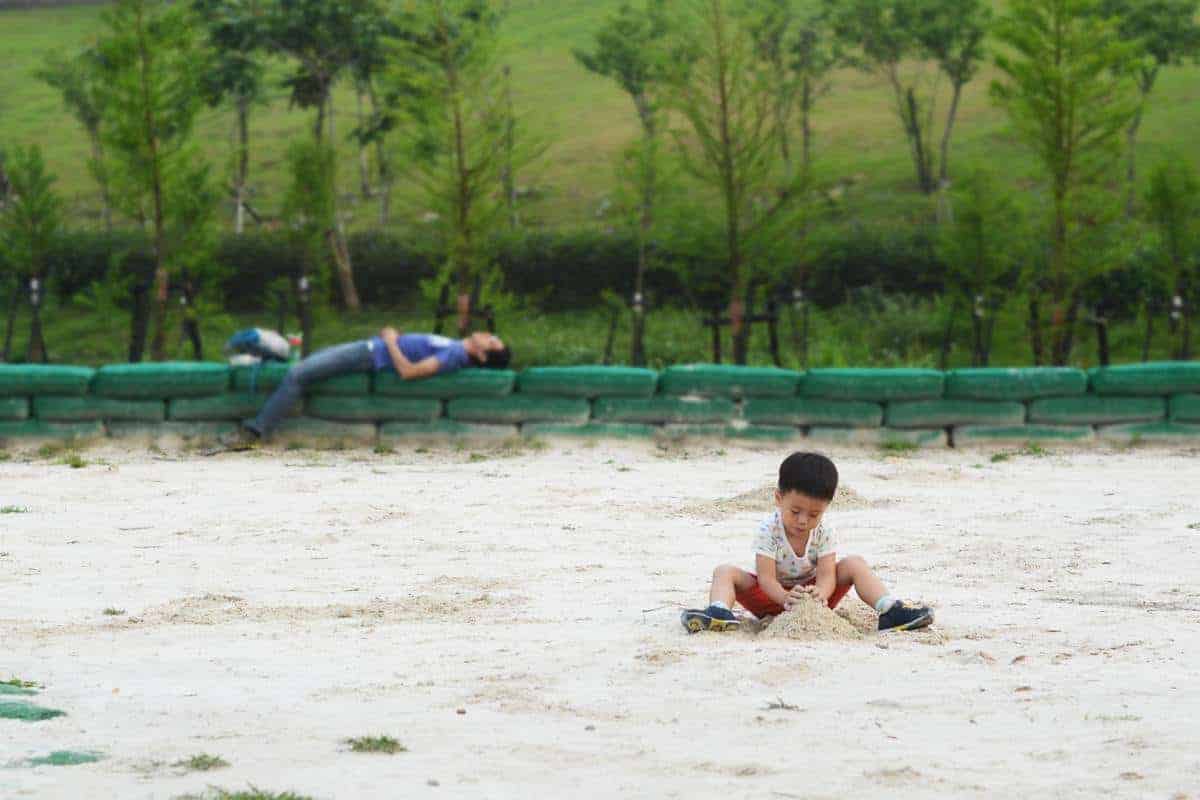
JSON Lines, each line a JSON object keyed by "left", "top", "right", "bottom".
{"left": 269, "top": 418, "right": 378, "bottom": 444}
{"left": 944, "top": 367, "right": 1087, "bottom": 401}
{"left": 725, "top": 424, "right": 803, "bottom": 441}
{"left": 1089, "top": 361, "right": 1200, "bottom": 396}
{"left": 168, "top": 393, "right": 273, "bottom": 421}
{"left": 1028, "top": 396, "right": 1165, "bottom": 425}
{"left": 306, "top": 395, "right": 441, "bottom": 422}
{"left": 0, "top": 420, "right": 105, "bottom": 441}
{"left": 658, "top": 364, "right": 800, "bottom": 398}
{"left": 108, "top": 421, "right": 237, "bottom": 440}
{"left": 1096, "top": 421, "right": 1200, "bottom": 442}
{"left": 374, "top": 369, "right": 515, "bottom": 398}
{"left": 522, "top": 422, "right": 659, "bottom": 439}
{"left": 1170, "top": 394, "right": 1200, "bottom": 422}
{"left": 885, "top": 399, "right": 1026, "bottom": 428}
{"left": 446, "top": 396, "right": 590, "bottom": 424}
{"left": 0, "top": 365, "right": 94, "bottom": 396}
{"left": 801, "top": 369, "right": 944, "bottom": 402}
{"left": 0, "top": 396, "right": 29, "bottom": 420}
{"left": 743, "top": 397, "right": 883, "bottom": 428}
{"left": 91, "top": 362, "right": 230, "bottom": 398}
{"left": 516, "top": 366, "right": 658, "bottom": 398}
{"left": 952, "top": 424, "right": 1095, "bottom": 444}
{"left": 380, "top": 420, "right": 517, "bottom": 440}
{"left": 807, "top": 427, "right": 948, "bottom": 447}
{"left": 593, "top": 396, "right": 735, "bottom": 424}
{"left": 231, "top": 362, "right": 290, "bottom": 392}
{"left": 34, "top": 396, "right": 165, "bottom": 422}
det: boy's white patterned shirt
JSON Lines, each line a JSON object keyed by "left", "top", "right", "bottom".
{"left": 752, "top": 511, "right": 838, "bottom": 586}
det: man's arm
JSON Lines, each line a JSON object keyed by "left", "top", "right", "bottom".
{"left": 381, "top": 328, "right": 440, "bottom": 380}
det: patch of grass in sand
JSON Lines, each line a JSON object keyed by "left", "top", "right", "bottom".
{"left": 36, "top": 443, "right": 64, "bottom": 459}
{"left": 0, "top": 701, "right": 67, "bottom": 721}
{"left": 467, "top": 452, "right": 489, "bottom": 463}
{"left": 879, "top": 440, "right": 918, "bottom": 454}
{"left": 0, "top": 450, "right": 10, "bottom": 462}
{"left": 345, "top": 735, "right": 407, "bottom": 754}
{"left": 992, "top": 442, "right": 1050, "bottom": 463}
{"left": 414, "top": 446, "right": 430, "bottom": 454}
{"left": 28, "top": 750, "right": 102, "bottom": 766}
{"left": 990, "top": 451, "right": 1011, "bottom": 463}
{"left": 1187, "top": 522, "right": 1200, "bottom": 531}
{"left": 175, "top": 787, "right": 315, "bottom": 800}
{"left": 2, "top": 677, "right": 40, "bottom": 689}
{"left": 102, "top": 607, "right": 126, "bottom": 616}
{"left": 284, "top": 440, "right": 308, "bottom": 451}
{"left": 1, "top": 505, "right": 30, "bottom": 513}
{"left": 60, "top": 451, "right": 88, "bottom": 469}
{"left": 373, "top": 442, "right": 395, "bottom": 455}
{"left": 174, "top": 753, "right": 230, "bottom": 771}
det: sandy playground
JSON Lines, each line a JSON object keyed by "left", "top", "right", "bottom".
{"left": 2, "top": 436, "right": 1199, "bottom": 799}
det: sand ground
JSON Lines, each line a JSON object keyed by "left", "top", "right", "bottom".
{"left": 2, "top": 437, "right": 1199, "bottom": 799}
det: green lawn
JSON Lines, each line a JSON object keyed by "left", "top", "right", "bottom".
{"left": 1, "top": 0, "right": 1198, "bottom": 232}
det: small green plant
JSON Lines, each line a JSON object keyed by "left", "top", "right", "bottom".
{"left": 373, "top": 443, "right": 395, "bottom": 455}
{"left": 1187, "top": 522, "right": 1200, "bottom": 531}
{"left": 2, "top": 677, "right": 39, "bottom": 689}
{"left": 1, "top": 505, "right": 30, "bottom": 514}
{"left": 1019, "top": 442, "right": 1048, "bottom": 457}
{"left": 36, "top": 443, "right": 63, "bottom": 459}
{"left": 414, "top": 446, "right": 430, "bottom": 454}
{"left": 285, "top": 440, "right": 307, "bottom": 451}
{"left": 102, "top": 607, "right": 126, "bottom": 616}
{"left": 0, "top": 450, "right": 10, "bottom": 462}
{"left": 345, "top": 735, "right": 406, "bottom": 754}
{"left": 468, "top": 452, "right": 488, "bottom": 463}
{"left": 880, "top": 440, "right": 918, "bottom": 454}
{"left": 174, "top": 753, "right": 229, "bottom": 771}
{"left": 990, "top": 452, "right": 1011, "bottom": 463}
{"left": 188, "top": 787, "right": 316, "bottom": 800}
{"left": 61, "top": 452, "right": 87, "bottom": 469}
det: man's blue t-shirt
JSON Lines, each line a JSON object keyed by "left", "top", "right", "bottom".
{"left": 369, "top": 333, "right": 471, "bottom": 374}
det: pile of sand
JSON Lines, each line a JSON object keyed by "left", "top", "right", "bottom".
{"left": 757, "top": 595, "right": 864, "bottom": 642}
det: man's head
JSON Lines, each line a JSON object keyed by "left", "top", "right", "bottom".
{"left": 774, "top": 451, "right": 838, "bottom": 537}
{"left": 464, "top": 332, "right": 511, "bottom": 369}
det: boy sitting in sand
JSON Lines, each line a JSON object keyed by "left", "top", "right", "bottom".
{"left": 682, "top": 451, "right": 933, "bottom": 633}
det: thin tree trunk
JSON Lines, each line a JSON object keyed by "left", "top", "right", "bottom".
{"left": 88, "top": 128, "right": 113, "bottom": 234}
{"left": 1125, "top": 103, "right": 1144, "bottom": 219}
{"left": 2, "top": 277, "right": 19, "bottom": 362}
{"left": 316, "top": 90, "right": 360, "bottom": 311}
{"left": 502, "top": 65, "right": 518, "bottom": 229}
{"left": 938, "top": 81, "right": 963, "bottom": 187}
{"left": 355, "top": 86, "right": 373, "bottom": 200}
{"left": 1142, "top": 297, "right": 1154, "bottom": 362}
{"left": 1095, "top": 315, "right": 1110, "bottom": 367}
{"left": 800, "top": 80, "right": 813, "bottom": 183}
{"left": 1029, "top": 294, "right": 1044, "bottom": 366}
{"left": 25, "top": 277, "right": 47, "bottom": 363}
{"left": 129, "top": 280, "right": 150, "bottom": 363}
{"left": 366, "top": 81, "right": 392, "bottom": 226}
{"left": 940, "top": 296, "right": 957, "bottom": 370}
{"left": 234, "top": 96, "right": 250, "bottom": 234}
{"left": 1054, "top": 292, "right": 1082, "bottom": 366}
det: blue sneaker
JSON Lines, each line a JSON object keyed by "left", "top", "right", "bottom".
{"left": 681, "top": 604, "right": 740, "bottom": 633}
{"left": 878, "top": 601, "right": 933, "bottom": 632}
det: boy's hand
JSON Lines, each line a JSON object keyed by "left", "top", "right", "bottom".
{"left": 801, "top": 584, "right": 831, "bottom": 604}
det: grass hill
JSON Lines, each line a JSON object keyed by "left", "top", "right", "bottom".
{"left": 2, "top": 0, "right": 1198, "bottom": 234}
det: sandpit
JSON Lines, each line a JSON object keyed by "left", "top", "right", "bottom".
{"left": 2, "top": 439, "right": 1199, "bottom": 798}
{"left": 757, "top": 595, "right": 864, "bottom": 642}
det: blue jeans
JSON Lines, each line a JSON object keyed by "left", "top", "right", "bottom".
{"left": 247, "top": 340, "right": 375, "bottom": 437}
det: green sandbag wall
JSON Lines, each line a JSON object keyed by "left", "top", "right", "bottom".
{"left": 3, "top": 358, "right": 1200, "bottom": 448}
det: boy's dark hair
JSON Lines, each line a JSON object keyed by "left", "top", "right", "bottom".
{"left": 778, "top": 451, "right": 838, "bottom": 501}
{"left": 474, "top": 345, "right": 511, "bottom": 369}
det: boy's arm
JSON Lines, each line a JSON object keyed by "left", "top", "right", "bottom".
{"left": 804, "top": 553, "right": 837, "bottom": 603}
{"left": 754, "top": 555, "right": 793, "bottom": 607}
{"left": 381, "top": 328, "right": 440, "bottom": 380}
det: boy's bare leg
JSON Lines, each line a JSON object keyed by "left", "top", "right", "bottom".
{"left": 835, "top": 555, "right": 887, "bottom": 608}
{"left": 709, "top": 565, "right": 758, "bottom": 608}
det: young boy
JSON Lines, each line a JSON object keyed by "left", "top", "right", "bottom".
{"left": 682, "top": 451, "right": 933, "bottom": 633}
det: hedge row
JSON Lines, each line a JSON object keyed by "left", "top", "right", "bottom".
{"left": 23, "top": 223, "right": 956, "bottom": 312}
{"left": 1, "top": 361, "right": 1199, "bottom": 447}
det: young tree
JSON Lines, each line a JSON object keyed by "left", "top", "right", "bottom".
{"left": 1144, "top": 160, "right": 1199, "bottom": 358}
{"left": 263, "top": 0, "right": 393, "bottom": 311}
{"left": 828, "top": 0, "right": 988, "bottom": 194}
{"left": 0, "top": 146, "right": 62, "bottom": 364}
{"left": 991, "top": 0, "right": 1141, "bottom": 365}
{"left": 37, "top": 49, "right": 115, "bottom": 233}
{"left": 665, "top": 0, "right": 800, "bottom": 364}
{"left": 392, "top": 0, "right": 530, "bottom": 335}
{"left": 192, "top": 0, "right": 268, "bottom": 234}
{"left": 936, "top": 168, "right": 1020, "bottom": 366}
{"left": 95, "top": 0, "right": 217, "bottom": 361}
{"left": 1098, "top": 0, "right": 1200, "bottom": 216}
{"left": 575, "top": 0, "right": 672, "bottom": 365}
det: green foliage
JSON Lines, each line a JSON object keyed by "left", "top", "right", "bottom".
{"left": 282, "top": 138, "right": 337, "bottom": 276}
{"left": 1144, "top": 160, "right": 1199, "bottom": 284}
{"left": 174, "top": 753, "right": 230, "bottom": 771}
{"left": 0, "top": 145, "right": 63, "bottom": 280}
{"left": 1, "top": 505, "right": 30, "bottom": 514}
{"left": 345, "top": 735, "right": 407, "bottom": 754}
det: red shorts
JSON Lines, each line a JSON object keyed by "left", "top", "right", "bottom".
{"left": 735, "top": 575, "right": 852, "bottom": 618}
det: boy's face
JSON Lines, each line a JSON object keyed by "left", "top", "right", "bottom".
{"left": 775, "top": 489, "right": 830, "bottom": 538}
